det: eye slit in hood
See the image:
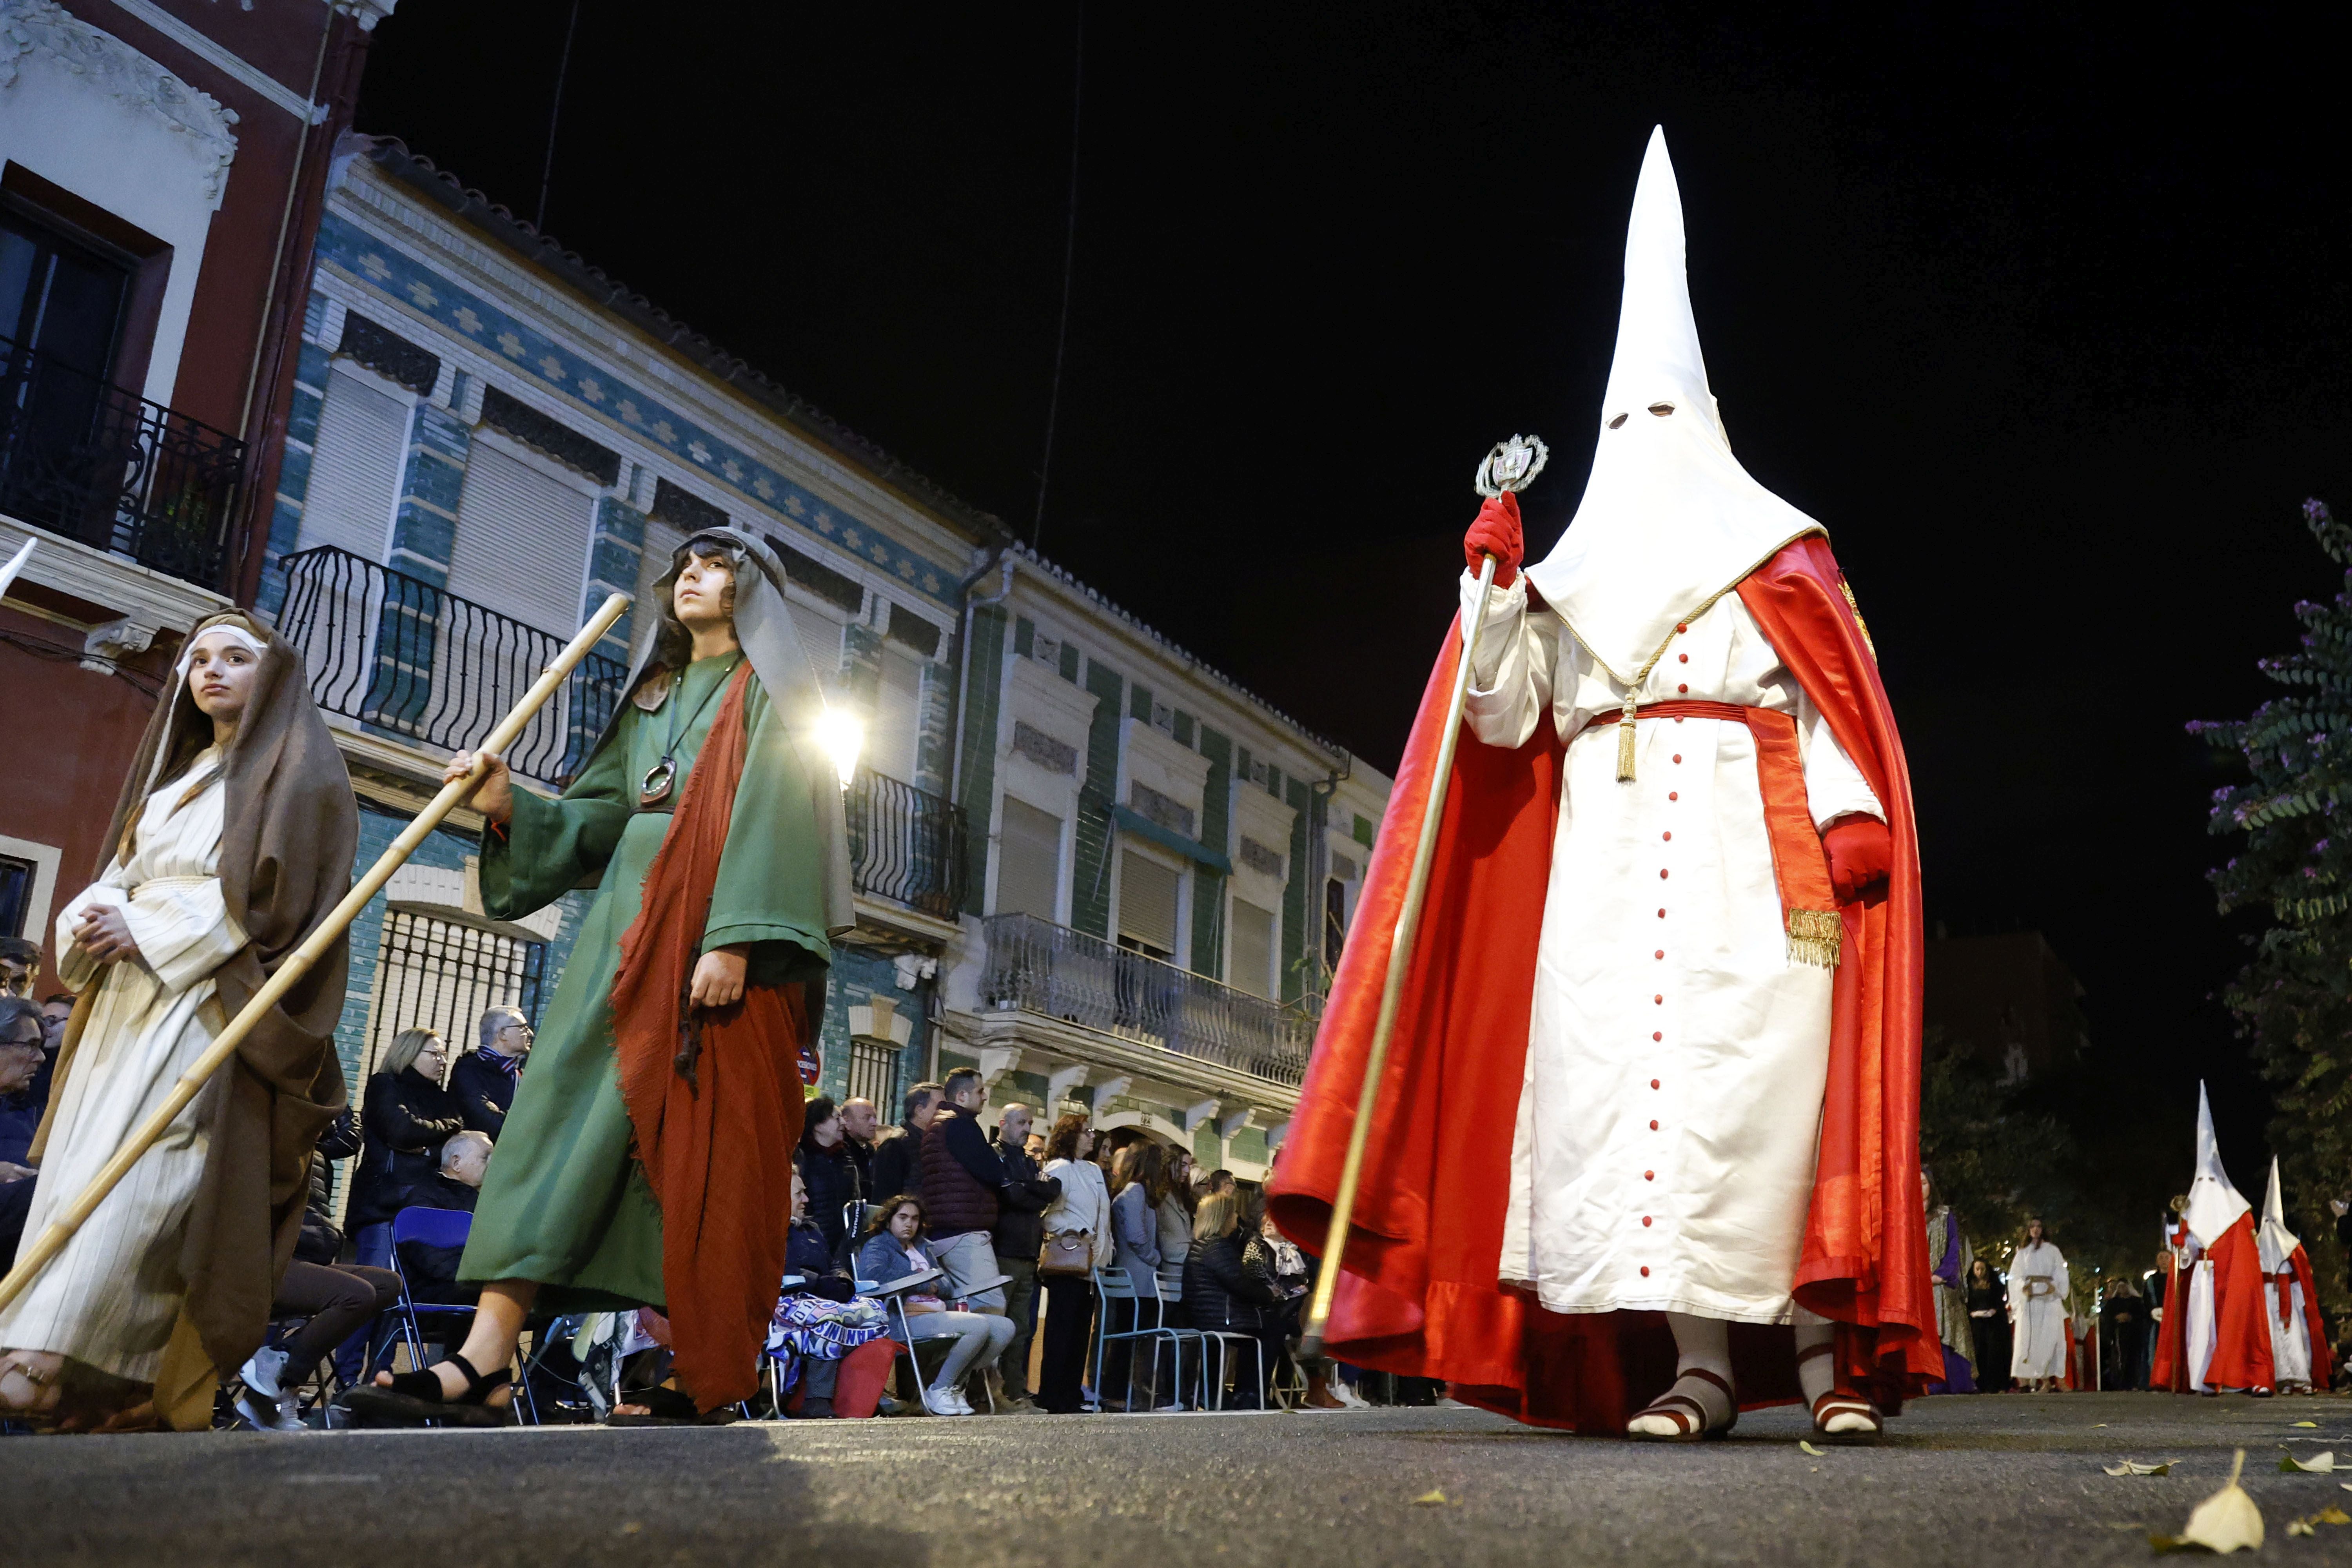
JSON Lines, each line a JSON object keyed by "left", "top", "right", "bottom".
{"left": 1647, "top": 402, "right": 1676, "bottom": 417}
{"left": 1608, "top": 413, "right": 1629, "bottom": 429}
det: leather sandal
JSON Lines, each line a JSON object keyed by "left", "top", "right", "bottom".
{"left": 1626, "top": 1366, "right": 1737, "bottom": 1441}
{"left": 334, "top": 1351, "right": 512, "bottom": 1428}
{"left": 1808, "top": 1388, "right": 1883, "bottom": 1442}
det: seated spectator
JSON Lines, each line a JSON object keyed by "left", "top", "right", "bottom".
{"left": 238, "top": 1108, "right": 401, "bottom": 1431}
{"left": 0, "top": 996, "right": 46, "bottom": 1169}
{"left": 795, "top": 1094, "right": 864, "bottom": 1259}
{"left": 345, "top": 1028, "right": 464, "bottom": 1267}
{"left": 450, "top": 1005, "right": 531, "bottom": 1138}
{"left": 0, "top": 999, "right": 45, "bottom": 1264}
{"left": 770, "top": 1171, "right": 888, "bottom": 1418}
{"left": 854, "top": 1194, "right": 1013, "bottom": 1418}
{"left": 393, "top": 1131, "right": 492, "bottom": 1306}
{"left": 1183, "top": 1189, "right": 1284, "bottom": 1409}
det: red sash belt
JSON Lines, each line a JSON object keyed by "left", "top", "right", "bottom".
{"left": 1574, "top": 700, "right": 1842, "bottom": 967}
{"left": 2272, "top": 1269, "right": 2299, "bottom": 1326}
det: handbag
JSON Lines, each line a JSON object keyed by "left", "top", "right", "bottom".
{"left": 1039, "top": 1228, "right": 1093, "bottom": 1278}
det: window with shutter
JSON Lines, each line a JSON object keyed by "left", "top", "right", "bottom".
{"left": 870, "top": 644, "right": 922, "bottom": 784}
{"left": 1230, "top": 898, "right": 1276, "bottom": 1000}
{"left": 446, "top": 438, "right": 594, "bottom": 635}
{"left": 297, "top": 361, "right": 408, "bottom": 559}
{"left": 793, "top": 598, "right": 848, "bottom": 702}
{"left": 1117, "top": 851, "right": 1181, "bottom": 960}
{"left": 995, "top": 797, "right": 1063, "bottom": 920}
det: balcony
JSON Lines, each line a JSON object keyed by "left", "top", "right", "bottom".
{"left": 848, "top": 767, "right": 967, "bottom": 920}
{"left": 0, "top": 333, "right": 247, "bottom": 591}
{"left": 275, "top": 545, "right": 627, "bottom": 789}
{"left": 977, "top": 911, "right": 1316, "bottom": 1087}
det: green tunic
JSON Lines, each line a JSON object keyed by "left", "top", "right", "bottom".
{"left": 458, "top": 653, "right": 833, "bottom": 1311}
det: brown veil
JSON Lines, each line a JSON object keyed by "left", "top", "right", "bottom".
{"left": 40, "top": 610, "right": 358, "bottom": 1422}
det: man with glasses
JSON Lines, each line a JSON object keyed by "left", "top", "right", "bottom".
{"left": 452, "top": 1005, "right": 534, "bottom": 1139}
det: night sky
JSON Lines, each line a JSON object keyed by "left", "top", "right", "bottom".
{"left": 356, "top": 5, "right": 2352, "bottom": 1221}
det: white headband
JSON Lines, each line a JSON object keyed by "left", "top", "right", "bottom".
{"left": 174, "top": 624, "right": 266, "bottom": 682}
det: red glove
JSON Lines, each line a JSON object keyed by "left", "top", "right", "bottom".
{"left": 1822, "top": 815, "right": 1892, "bottom": 903}
{"left": 1463, "top": 492, "right": 1523, "bottom": 588}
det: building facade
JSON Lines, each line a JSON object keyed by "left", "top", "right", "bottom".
{"left": 0, "top": 0, "right": 390, "bottom": 976}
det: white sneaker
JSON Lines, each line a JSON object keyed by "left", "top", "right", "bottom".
{"left": 239, "top": 1346, "right": 289, "bottom": 1401}
{"left": 922, "top": 1388, "right": 969, "bottom": 1417}
{"left": 1332, "top": 1380, "right": 1370, "bottom": 1408}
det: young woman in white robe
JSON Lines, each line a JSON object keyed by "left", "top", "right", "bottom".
{"left": 0, "top": 616, "right": 353, "bottom": 1428}
{"left": 2007, "top": 1220, "right": 2070, "bottom": 1390}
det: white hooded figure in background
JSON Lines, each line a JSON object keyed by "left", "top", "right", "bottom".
{"left": 2007, "top": 1217, "right": 2070, "bottom": 1389}
{"left": 1454, "top": 126, "right": 1897, "bottom": 1441}
{"left": 2257, "top": 1158, "right": 2315, "bottom": 1392}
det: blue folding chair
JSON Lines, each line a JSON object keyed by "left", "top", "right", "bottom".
{"left": 385, "top": 1207, "right": 478, "bottom": 1376}
{"left": 1092, "top": 1267, "right": 1195, "bottom": 1411}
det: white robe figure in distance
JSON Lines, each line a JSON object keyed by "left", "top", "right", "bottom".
{"left": 2007, "top": 1229, "right": 2070, "bottom": 1384}
{"left": 0, "top": 747, "right": 247, "bottom": 1382}
{"left": 2258, "top": 1158, "right": 2314, "bottom": 1391}
{"left": 1460, "top": 129, "right": 1885, "bottom": 1329}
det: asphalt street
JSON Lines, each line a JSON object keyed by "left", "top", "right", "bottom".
{"left": 12, "top": 1392, "right": 2352, "bottom": 1566}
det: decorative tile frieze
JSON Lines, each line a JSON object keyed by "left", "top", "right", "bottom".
{"left": 1011, "top": 721, "right": 1078, "bottom": 776}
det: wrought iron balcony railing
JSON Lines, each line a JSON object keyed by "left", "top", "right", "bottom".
{"left": 275, "top": 546, "right": 626, "bottom": 788}
{"left": 978, "top": 911, "right": 1314, "bottom": 1087}
{"left": 848, "top": 766, "right": 967, "bottom": 920}
{"left": 0, "top": 332, "right": 248, "bottom": 590}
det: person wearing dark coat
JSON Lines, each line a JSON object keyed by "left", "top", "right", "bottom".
{"left": 794, "top": 1096, "right": 864, "bottom": 1260}
{"left": 1182, "top": 1190, "right": 1283, "bottom": 1409}
{"left": 989, "top": 1105, "right": 1061, "bottom": 1406}
{"left": 393, "top": 1131, "right": 488, "bottom": 1307}
{"left": 1965, "top": 1256, "right": 2011, "bottom": 1393}
{"left": 867, "top": 1080, "right": 944, "bottom": 1209}
{"left": 918, "top": 1073, "right": 1007, "bottom": 1308}
{"left": 449, "top": 1005, "right": 532, "bottom": 1138}
{"left": 346, "top": 1028, "right": 466, "bottom": 1266}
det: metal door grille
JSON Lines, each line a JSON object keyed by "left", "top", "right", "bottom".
{"left": 847, "top": 1035, "right": 898, "bottom": 1112}
{"left": 363, "top": 908, "right": 546, "bottom": 1082}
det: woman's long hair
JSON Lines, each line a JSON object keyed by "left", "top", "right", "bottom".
{"left": 1043, "top": 1112, "right": 1089, "bottom": 1163}
{"left": 1112, "top": 1140, "right": 1165, "bottom": 1203}
{"left": 860, "top": 1192, "right": 926, "bottom": 1241}
{"left": 1191, "top": 1191, "right": 1239, "bottom": 1245}
{"left": 379, "top": 1027, "right": 442, "bottom": 1082}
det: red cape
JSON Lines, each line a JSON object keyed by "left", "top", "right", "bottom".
{"left": 2287, "top": 1245, "right": 2336, "bottom": 1388}
{"left": 1270, "top": 535, "right": 1939, "bottom": 1431}
{"left": 2201, "top": 1214, "right": 2277, "bottom": 1392}
{"left": 2153, "top": 1249, "right": 2192, "bottom": 1392}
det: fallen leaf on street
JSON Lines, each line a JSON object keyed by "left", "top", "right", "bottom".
{"left": 2094, "top": 1422, "right": 2109, "bottom": 1428}
{"left": 1412, "top": 1489, "right": 1448, "bottom": 1506}
{"left": 2150, "top": 1450, "right": 2264, "bottom": 1555}
{"left": 2105, "top": 1461, "right": 2177, "bottom": 1476}
{"left": 1799, "top": 1441, "right": 1824, "bottom": 1456}
{"left": 2292, "top": 1421, "right": 2319, "bottom": 1428}
{"left": 2279, "top": 1450, "right": 2336, "bottom": 1474}
{"left": 2285, "top": 1506, "right": 2350, "bottom": 1537}
{"left": 2320, "top": 1506, "right": 2351, "bottom": 1524}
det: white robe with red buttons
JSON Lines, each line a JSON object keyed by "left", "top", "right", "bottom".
{"left": 1460, "top": 571, "right": 1885, "bottom": 1324}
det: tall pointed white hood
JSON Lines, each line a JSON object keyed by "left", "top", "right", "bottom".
{"left": 2258, "top": 1156, "right": 2301, "bottom": 1272}
{"left": 2183, "top": 1082, "right": 2252, "bottom": 1248}
{"left": 1523, "top": 126, "right": 1825, "bottom": 679}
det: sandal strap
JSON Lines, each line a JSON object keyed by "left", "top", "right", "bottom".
{"left": 1680, "top": 1365, "right": 1735, "bottom": 1401}
{"left": 1631, "top": 1396, "right": 1699, "bottom": 1434}
{"left": 1811, "top": 1390, "right": 1880, "bottom": 1427}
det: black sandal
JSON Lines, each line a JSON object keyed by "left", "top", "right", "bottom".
{"left": 334, "top": 1352, "right": 512, "bottom": 1428}
{"left": 604, "top": 1385, "right": 737, "bottom": 1427}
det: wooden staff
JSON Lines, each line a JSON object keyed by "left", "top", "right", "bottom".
{"left": 1297, "top": 435, "right": 1544, "bottom": 1362}
{"left": 0, "top": 592, "right": 632, "bottom": 1319}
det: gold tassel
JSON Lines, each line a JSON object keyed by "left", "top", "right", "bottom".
{"left": 1786, "top": 907, "right": 1842, "bottom": 968}
{"left": 1615, "top": 697, "right": 1639, "bottom": 781}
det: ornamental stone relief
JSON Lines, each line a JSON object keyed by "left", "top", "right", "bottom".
{"left": 0, "top": 0, "right": 240, "bottom": 205}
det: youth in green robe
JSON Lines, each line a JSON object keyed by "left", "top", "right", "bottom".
{"left": 459, "top": 652, "right": 835, "bottom": 1312}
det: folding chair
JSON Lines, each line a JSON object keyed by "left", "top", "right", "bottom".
{"left": 858, "top": 1267, "right": 944, "bottom": 1410}
{"left": 1193, "top": 1329, "right": 1267, "bottom": 1411}
{"left": 1092, "top": 1267, "right": 1195, "bottom": 1411}
{"left": 383, "top": 1206, "right": 512, "bottom": 1422}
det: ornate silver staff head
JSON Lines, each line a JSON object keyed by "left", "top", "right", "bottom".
{"left": 1474, "top": 434, "right": 1550, "bottom": 497}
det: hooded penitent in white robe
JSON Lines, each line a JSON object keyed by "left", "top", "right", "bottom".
{"left": 2258, "top": 1158, "right": 2315, "bottom": 1390}
{"left": 0, "top": 749, "right": 247, "bottom": 1382}
{"left": 2180, "top": 1082, "right": 2272, "bottom": 1393}
{"left": 1459, "top": 128, "right": 1886, "bottom": 1321}
{"left": 2007, "top": 1240, "right": 2070, "bottom": 1380}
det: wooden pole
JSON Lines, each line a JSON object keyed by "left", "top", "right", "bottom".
{"left": 1298, "top": 555, "right": 1499, "bottom": 1361}
{"left": 0, "top": 592, "right": 631, "bottom": 1319}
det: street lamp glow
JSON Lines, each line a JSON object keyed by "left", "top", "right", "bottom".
{"left": 813, "top": 707, "right": 862, "bottom": 788}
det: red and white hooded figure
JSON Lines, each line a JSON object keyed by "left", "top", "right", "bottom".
{"left": 2180, "top": 1083, "right": 2274, "bottom": 1394}
{"left": 2257, "top": 1156, "right": 2332, "bottom": 1395}
{"left": 1271, "top": 127, "right": 1938, "bottom": 1443}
